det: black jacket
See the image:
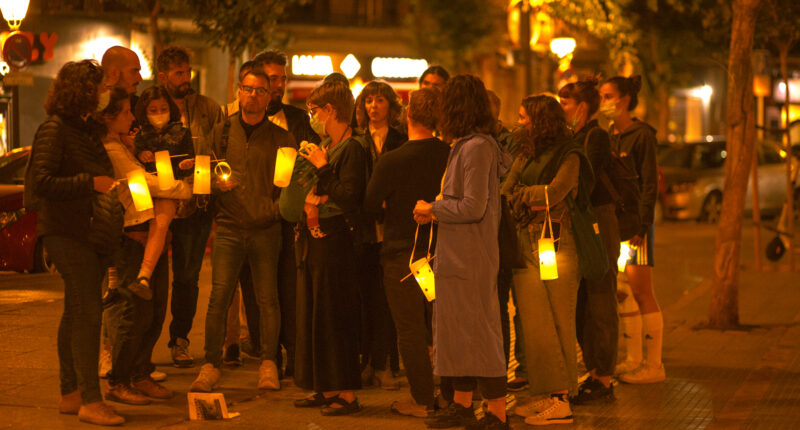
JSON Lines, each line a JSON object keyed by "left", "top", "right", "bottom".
{"left": 282, "top": 103, "right": 321, "bottom": 145}
{"left": 574, "top": 120, "right": 613, "bottom": 207}
{"left": 609, "top": 119, "right": 659, "bottom": 235}
{"left": 26, "top": 114, "right": 123, "bottom": 252}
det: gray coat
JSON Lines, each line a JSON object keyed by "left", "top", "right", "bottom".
{"left": 430, "top": 133, "right": 507, "bottom": 377}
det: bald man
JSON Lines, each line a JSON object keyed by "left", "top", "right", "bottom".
{"left": 101, "top": 46, "right": 143, "bottom": 95}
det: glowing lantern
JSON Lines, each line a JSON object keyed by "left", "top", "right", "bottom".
{"left": 618, "top": 241, "right": 632, "bottom": 271}
{"left": 193, "top": 155, "right": 210, "bottom": 194}
{"left": 214, "top": 161, "right": 231, "bottom": 182}
{"left": 273, "top": 146, "right": 298, "bottom": 187}
{"left": 154, "top": 150, "right": 175, "bottom": 191}
{"left": 539, "top": 185, "right": 558, "bottom": 280}
{"left": 126, "top": 169, "right": 153, "bottom": 211}
{"left": 403, "top": 224, "right": 436, "bottom": 301}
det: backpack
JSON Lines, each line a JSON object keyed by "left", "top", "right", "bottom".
{"left": 584, "top": 129, "right": 641, "bottom": 241}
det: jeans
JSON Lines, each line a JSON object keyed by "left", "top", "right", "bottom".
{"left": 203, "top": 224, "right": 282, "bottom": 367}
{"left": 168, "top": 208, "right": 214, "bottom": 347}
{"left": 513, "top": 222, "right": 580, "bottom": 396}
{"left": 44, "top": 235, "right": 107, "bottom": 404}
{"left": 105, "top": 235, "right": 169, "bottom": 384}
{"left": 576, "top": 204, "right": 620, "bottom": 377}
{"left": 382, "top": 250, "right": 434, "bottom": 407}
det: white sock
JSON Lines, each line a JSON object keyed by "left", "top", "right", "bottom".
{"left": 107, "top": 267, "right": 119, "bottom": 290}
{"left": 642, "top": 311, "right": 664, "bottom": 366}
{"left": 617, "top": 273, "right": 642, "bottom": 363}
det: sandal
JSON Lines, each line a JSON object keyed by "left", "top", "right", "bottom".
{"left": 294, "top": 393, "right": 336, "bottom": 408}
{"left": 320, "top": 396, "right": 362, "bottom": 416}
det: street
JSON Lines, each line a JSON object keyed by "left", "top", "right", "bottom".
{"left": 1, "top": 220, "right": 799, "bottom": 429}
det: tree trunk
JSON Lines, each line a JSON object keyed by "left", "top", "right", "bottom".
{"left": 227, "top": 51, "right": 237, "bottom": 103}
{"left": 708, "top": 0, "right": 761, "bottom": 328}
{"left": 148, "top": 0, "right": 163, "bottom": 59}
{"left": 778, "top": 45, "right": 794, "bottom": 270}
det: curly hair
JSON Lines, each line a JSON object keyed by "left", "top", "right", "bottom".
{"left": 354, "top": 81, "right": 403, "bottom": 130}
{"left": 135, "top": 86, "right": 181, "bottom": 127}
{"left": 93, "top": 88, "right": 130, "bottom": 136}
{"left": 407, "top": 88, "right": 440, "bottom": 130}
{"left": 519, "top": 94, "right": 570, "bottom": 158}
{"left": 44, "top": 60, "right": 104, "bottom": 117}
{"left": 558, "top": 76, "right": 601, "bottom": 116}
{"left": 603, "top": 75, "right": 643, "bottom": 111}
{"left": 438, "top": 74, "right": 494, "bottom": 143}
{"left": 157, "top": 46, "right": 191, "bottom": 74}
{"left": 307, "top": 82, "right": 354, "bottom": 124}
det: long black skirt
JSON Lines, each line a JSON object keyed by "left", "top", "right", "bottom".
{"left": 294, "top": 215, "right": 362, "bottom": 392}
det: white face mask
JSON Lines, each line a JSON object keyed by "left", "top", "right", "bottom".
{"left": 599, "top": 101, "right": 618, "bottom": 120}
{"left": 96, "top": 89, "right": 110, "bottom": 112}
{"left": 147, "top": 112, "right": 170, "bottom": 129}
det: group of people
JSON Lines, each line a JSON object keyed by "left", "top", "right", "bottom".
{"left": 27, "top": 43, "right": 663, "bottom": 429}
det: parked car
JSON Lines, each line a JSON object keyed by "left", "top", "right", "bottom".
{"left": 0, "top": 147, "right": 56, "bottom": 273}
{"left": 659, "top": 138, "right": 799, "bottom": 223}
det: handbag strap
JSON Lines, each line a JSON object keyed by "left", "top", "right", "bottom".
{"left": 410, "top": 223, "right": 434, "bottom": 266}
{"left": 540, "top": 185, "right": 554, "bottom": 241}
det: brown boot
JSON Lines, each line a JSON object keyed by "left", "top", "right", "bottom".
{"left": 59, "top": 390, "right": 81, "bottom": 415}
{"left": 131, "top": 378, "right": 173, "bottom": 400}
{"left": 105, "top": 383, "right": 150, "bottom": 405}
{"left": 78, "top": 401, "right": 125, "bottom": 426}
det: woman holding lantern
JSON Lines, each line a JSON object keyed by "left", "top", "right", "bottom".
{"left": 25, "top": 60, "right": 125, "bottom": 426}
{"left": 501, "top": 95, "right": 594, "bottom": 426}
{"left": 282, "top": 81, "right": 366, "bottom": 416}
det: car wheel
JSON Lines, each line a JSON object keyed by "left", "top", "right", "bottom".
{"left": 700, "top": 192, "right": 722, "bottom": 223}
{"left": 33, "top": 241, "right": 57, "bottom": 274}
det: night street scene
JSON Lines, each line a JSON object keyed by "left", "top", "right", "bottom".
{"left": 1, "top": 0, "right": 799, "bottom": 428}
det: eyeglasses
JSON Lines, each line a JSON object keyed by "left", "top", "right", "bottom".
{"left": 239, "top": 85, "right": 268, "bottom": 96}
{"left": 308, "top": 106, "right": 321, "bottom": 117}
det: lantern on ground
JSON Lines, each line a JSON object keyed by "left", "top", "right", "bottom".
{"left": 193, "top": 155, "right": 210, "bottom": 194}
{"left": 127, "top": 169, "right": 153, "bottom": 211}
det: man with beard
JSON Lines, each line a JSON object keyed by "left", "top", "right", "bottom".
{"left": 225, "top": 50, "right": 320, "bottom": 377}
{"left": 150, "top": 46, "right": 222, "bottom": 368}
{"left": 190, "top": 69, "right": 296, "bottom": 392}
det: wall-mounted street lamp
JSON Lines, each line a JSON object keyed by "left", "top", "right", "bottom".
{"left": 0, "top": 0, "right": 29, "bottom": 31}
{"left": 550, "top": 37, "right": 575, "bottom": 72}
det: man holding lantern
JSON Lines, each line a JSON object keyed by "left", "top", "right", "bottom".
{"left": 190, "top": 68, "right": 297, "bottom": 393}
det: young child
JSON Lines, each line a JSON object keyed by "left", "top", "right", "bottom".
{"left": 127, "top": 86, "right": 195, "bottom": 299}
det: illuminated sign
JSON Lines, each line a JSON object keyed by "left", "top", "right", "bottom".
{"left": 371, "top": 57, "right": 428, "bottom": 79}
{"left": 291, "top": 55, "right": 333, "bottom": 76}
{"left": 340, "top": 54, "right": 360, "bottom": 79}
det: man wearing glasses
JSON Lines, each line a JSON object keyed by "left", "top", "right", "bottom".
{"left": 191, "top": 68, "right": 297, "bottom": 392}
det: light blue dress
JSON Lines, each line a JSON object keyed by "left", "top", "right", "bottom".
{"left": 430, "top": 133, "right": 507, "bottom": 377}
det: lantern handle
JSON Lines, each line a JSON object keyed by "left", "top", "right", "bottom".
{"left": 540, "top": 185, "right": 555, "bottom": 241}
{"left": 409, "top": 223, "right": 435, "bottom": 267}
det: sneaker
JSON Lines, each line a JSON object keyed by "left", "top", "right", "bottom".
{"left": 507, "top": 376, "right": 528, "bottom": 392}
{"left": 466, "top": 411, "right": 509, "bottom": 430}
{"left": 190, "top": 363, "right": 221, "bottom": 392}
{"left": 424, "top": 402, "right": 477, "bottom": 428}
{"left": 619, "top": 362, "right": 666, "bottom": 384}
{"left": 513, "top": 395, "right": 553, "bottom": 417}
{"left": 150, "top": 370, "right": 167, "bottom": 382}
{"left": 78, "top": 401, "right": 125, "bottom": 426}
{"left": 171, "top": 338, "right": 194, "bottom": 368}
{"left": 524, "top": 396, "right": 574, "bottom": 426}
{"left": 223, "top": 344, "right": 241, "bottom": 367}
{"left": 105, "top": 383, "right": 150, "bottom": 405}
{"left": 570, "top": 378, "right": 614, "bottom": 405}
{"left": 258, "top": 360, "right": 280, "bottom": 390}
{"left": 59, "top": 389, "right": 81, "bottom": 415}
{"left": 131, "top": 378, "right": 173, "bottom": 399}
{"left": 240, "top": 338, "right": 260, "bottom": 358}
{"left": 98, "top": 343, "right": 112, "bottom": 378}
{"left": 391, "top": 398, "right": 432, "bottom": 418}
{"left": 615, "top": 359, "right": 641, "bottom": 376}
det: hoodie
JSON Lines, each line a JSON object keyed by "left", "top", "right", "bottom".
{"left": 609, "top": 119, "right": 658, "bottom": 236}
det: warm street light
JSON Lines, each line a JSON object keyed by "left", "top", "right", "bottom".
{"left": 549, "top": 37, "right": 576, "bottom": 58}
{"left": 0, "top": 0, "right": 29, "bottom": 31}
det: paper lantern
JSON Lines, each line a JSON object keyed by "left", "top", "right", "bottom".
{"left": 410, "top": 256, "right": 436, "bottom": 301}
{"left": 539, "top": 185, "right": 558, "bottom": 280}
{"left": 193, "top": 155, "right": 210, "bottom": 194}
{"left": 214, "top": 161, "right": 231, "bottom": 182}
{"left": 274, "top": 146, "right": 298, "bottom": 187}
{"left": 618, "top": 241, "right": 632, "bottom": 272}
{"left": 127, "top": 169, "right": 153, "bottom": 211}
{"left": 154, "top": 150, "right": 175, "bottom": 191}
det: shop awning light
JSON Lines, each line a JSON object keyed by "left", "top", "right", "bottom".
{"left": 549, "top": 37, "right": 576, "bottom": 58}
{"left": 371, "top": 57, "right": 428, "bottom": 79}
{"left": 340, "top": 54, "right": 360, "bottom": 80}
{"left": 291, "top": 55, "right": 333, "bottom": 77}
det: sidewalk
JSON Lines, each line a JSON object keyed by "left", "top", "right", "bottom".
{"left": 1, "top": 222, "right": 799, "bottom": 429}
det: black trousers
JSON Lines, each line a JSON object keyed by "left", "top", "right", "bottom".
{"left": 105, "top": 235, "right": 169, "bottom": 385}
{"left": 441, "top": 376, "right": 507, "bottom": 401}
{"left": 382, "top": 250, "right": 435, "bottom": 406}
{"left": 358, "top": 242, "right": 399, "bottom": 372}
{"left": 576, "top": 203, "right": 620, "bottom": 377}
